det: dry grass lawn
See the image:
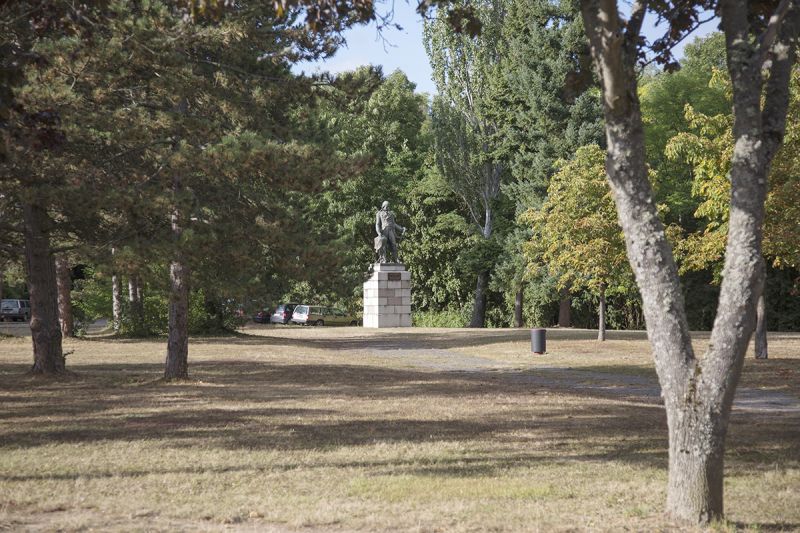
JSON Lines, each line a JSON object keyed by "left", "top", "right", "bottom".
{"left": 0, "top": 326, "right": 798, "bottom": 532}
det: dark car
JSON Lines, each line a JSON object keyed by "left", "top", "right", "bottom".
{"left": 270, "top": 303, "right": 298, "bottom": 324}
{"left": 252, "top": 309, "right": 272, "bottom": 324}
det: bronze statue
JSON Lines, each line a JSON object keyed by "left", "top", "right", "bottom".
{"left": 374, "top": 200, "right": 406, "bottom": 263}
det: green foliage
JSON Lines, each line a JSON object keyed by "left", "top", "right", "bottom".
{"left": 300, "top": 68, "right": 427, "bottom": 306}
{"left": 2, "top": 1, "right": 381, "bottom": 342}
{"left": 425, "top": 0, "right": 515, "bottom": 326}
{"left": 517, "top": 263, "right": 561, "bottom": 328}
{"left": 527, "top": 144, "right": 633, "bottom": 296}
{"left": 666, "top": 68, "right": 800, "bottom": 278}
{"left": 665, "top": 102, "right": 732, "bottom": 278}
{"left": 639, "top": 33, "right": 729, "bottom": 224}
{"left": 6, "top": 5, "right": 800, "bottom": 338}
{"left": 403, "top": 158, "right": 477, "bottom": 312}
{"left": 0, "top": 263, "right": 27, "bottom": 299}
{"left": 412, "top": 308, "right": 471, "bottom": 327}
{"left": 486, "top": 0, "right": 603, "bottom": 327}
{"left": 114, "top": 289, "right": 242, "bottom": 336}
{"left": 499, "top": 0, "right": 603, "bottom": 205}
{"left": 425, "top": 0, "right": 508, "bottom": 229}
{"left": 71, "top": 269, "right": 113, "bottom": 333}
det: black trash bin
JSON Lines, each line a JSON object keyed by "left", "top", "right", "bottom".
{"left": 531, "top": 328, "right": 546, "bottom": 354}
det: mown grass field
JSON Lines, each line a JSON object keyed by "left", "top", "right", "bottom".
{"left": 1, "top": 326, "right": 798, "bottom": 532}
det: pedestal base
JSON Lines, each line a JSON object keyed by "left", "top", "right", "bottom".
{"left": 363, "top": 263, "right": 412, "bottom": 328}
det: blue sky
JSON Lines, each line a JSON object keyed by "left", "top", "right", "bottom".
{"left": 293, "top": 3, "right": 720, "bottom": 95}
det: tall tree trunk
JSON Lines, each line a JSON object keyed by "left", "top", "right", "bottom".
{"left": 128, "top": 275, "right": 145, "bottom": 334}
{"left": 22, "top": 202, "right": 64, "bottom": 374}
{"left": 111, "top": 274, "right": 122, "bottom": 333}
{"left": 468, "top": 270, "right": 489, "bottom": 328}
{"left": 755, "top": 291, "right": 768, "bottom": 359}
{"left": 165, "top": 260, "right": 189, "bottom": 379}
{"left": 597, "top": 283, "right": 606, "bottom": 341}
{"left": 579, "top": 0, "right": 798, "bottom": 523}
{"left": 666, "top": 408, "right": 726, "bottom": 523}
{"left": 128, "top": 276, "right": 136, "bottom": 302}
{"left": 110, "top": 247, "right": 121, "bottom": 333}
{"left": 165, "top": 175, "right": 189, "bottom": 380}
{"left": 513, "top": 284, "right": 524, "bottom": 328}
{"left": 468, "top": 208, "right": 493, "bottom": 329}
{"left": 558, "top": 288, "right": 571, "bottom": 327}
{"left": 55, "top": 255, "right": 73, "bottom": 338}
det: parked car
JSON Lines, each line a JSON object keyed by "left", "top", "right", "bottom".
{"left": 1, "top": 299, "right": 31, "bottom": 322}
{"left": 291, "top": 305, "right": 360, "bottom": 326}
{"left": 270, "top": 303, "right": 299, "bottom": 324}
{"left": 252, "top": 308, "right": 272, "bottom": 324}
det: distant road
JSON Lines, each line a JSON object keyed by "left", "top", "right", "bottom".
{"left": 0, "top": 319, "right": 109, "bottom": 337}
{"left": 0, "top": 321, "right": 31, "bottom": 337}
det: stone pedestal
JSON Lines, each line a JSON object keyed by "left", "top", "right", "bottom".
{"left": 363, "top": 263, "right": 412, "bottom": 328}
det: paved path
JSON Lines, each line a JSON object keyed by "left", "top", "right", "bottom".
{"left": 0, "top": 318, "right": 108, "bottom": 337}
{"left": 0, "top": 321, "right": 32, "bottom": 337}
{"left": 366, "top": 344, "right": 800, "bottom": 415}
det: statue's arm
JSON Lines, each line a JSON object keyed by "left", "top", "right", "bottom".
{"left": 375, "top": 212, "right": 382, "bottom": 236}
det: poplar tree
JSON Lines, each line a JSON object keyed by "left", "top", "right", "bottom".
{"left": 425, "top": 0, "right": 508, "bottom": 327}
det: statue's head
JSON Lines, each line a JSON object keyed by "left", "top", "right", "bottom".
{"left": 381, "top": 201, "right": 389, "bottom": 210}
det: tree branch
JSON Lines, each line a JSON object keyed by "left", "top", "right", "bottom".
{"left": 626, "top": 0, "right": 648, "bottom": 50}
{"left": 640, "top": 15, "right": 716, "bottom": 68}
{"left": 189, "top": 58, "right": 291, "bottom": 82}
{"left": 758, "top": 0, "right": 793, "bottom": 67}
{"left": 581, "top": 0, "right": 631, "bottom": 116}
{"left": 102, "top": 139, "right": 173, "bottom": 164}
{"left": 761, "top": 4, "right": 800, "bottom": 162}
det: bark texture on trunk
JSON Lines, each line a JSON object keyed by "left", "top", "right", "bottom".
{"left": 165, "top": 175, "right": 189, "bottom": 380}
{"left": 513, "top": 285, "right": 524, "bottom": 328}
{"left": 165, "top": 259, "right": 189, "bottom": 379}
{"left": 667, "top": 412, "right": 725, "bottom": 523}
{"left": 460, "top": 192, "right": 495, "bottom": 328}
{"left": 55, "top": 255, "right": 73, "bottom": 338}
{"left": 23, "top": 202, "right": 64, "bottom": 374}
{"left": 597, "top": 284, "right": 606, "bottom": 341}
{"left": 112, "top": 274, "right": 122, "bottom": 333}
{"left": 755, "top": 291, "right": 768, "bottom": 359}
{"left": 558, "top": 288, "right": 571, "bottom": 327}
{"left": 579, "top": 0, "right": 799, "bottom": 523}
{"left": 468, "top": 270, "right": 489, "bottom": 328}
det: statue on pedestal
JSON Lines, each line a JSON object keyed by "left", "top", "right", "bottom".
{"left": 374, "top": 200, "right": 406, "bottom": 263}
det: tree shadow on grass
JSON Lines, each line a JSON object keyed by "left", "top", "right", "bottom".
{"left": 1, "top": 359, "right": 797, "bottom": 478}
{"left": 732, "top": 522, "right": 800, "bottom": 532}
{"left": 74, "top": 327, "right": 657, "bottom": 351}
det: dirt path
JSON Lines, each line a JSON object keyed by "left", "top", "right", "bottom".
{"left": 237, "top": 325, "right": 800, "bottom": 414}
{"left": 363, "top": 341, "right": 800, "bottom": 414}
